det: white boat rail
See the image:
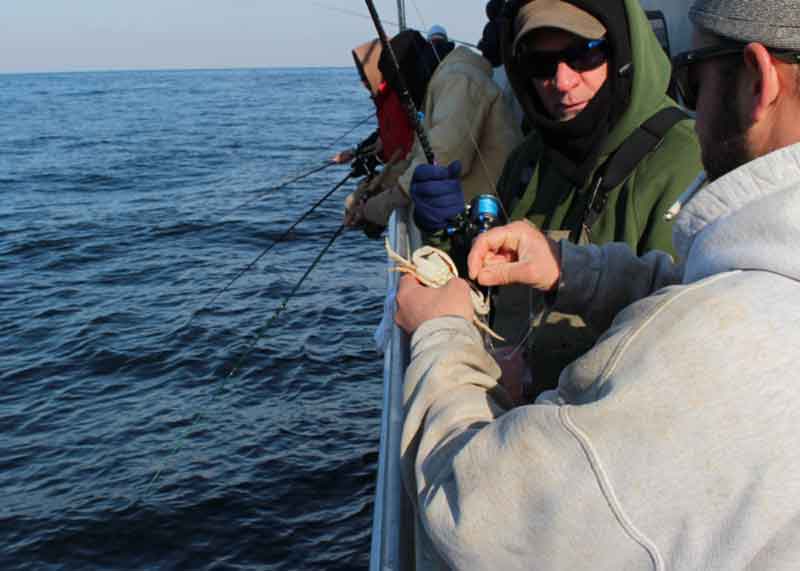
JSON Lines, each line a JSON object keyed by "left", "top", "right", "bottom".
{"left": 370, "top": 207, "right": 417, "bottom": 571}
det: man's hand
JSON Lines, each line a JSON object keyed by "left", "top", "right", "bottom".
{"left": 395, "top": 274, "right": 474, "bottom": 334}
{"left": 410, "top": 161, "right": 466, "bottom": 232}
{"left": 332, "top": 148, "right": 355, "bottom": 165}
{"left": 468, "top": 220, "right": 562, "bottom": 292}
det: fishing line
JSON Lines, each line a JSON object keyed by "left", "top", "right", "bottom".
{"left": 312, "top": 1, "right": 400, "bottom": 29}
{"left": 146, "top": 222, "right": 348, "bottom": 495}
{"left": 313, "top": 1, "right": 477, "bottom": 49}
{"left": 178, "top": 172, "right": 353, "bottom": 333}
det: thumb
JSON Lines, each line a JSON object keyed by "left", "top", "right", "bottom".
{"left": 447, "top": 160, "right": 462, "bottom": 179}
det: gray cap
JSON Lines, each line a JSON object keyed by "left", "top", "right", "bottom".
{"left": 690, "top": 0, "right": 800, "bottom": 50}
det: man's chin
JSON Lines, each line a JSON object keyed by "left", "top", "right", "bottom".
{"left": 701, "top": 133, "right": 752, "bottom": 182}
{"left": 555, "top": 102, "right": 588, "bottom": 122}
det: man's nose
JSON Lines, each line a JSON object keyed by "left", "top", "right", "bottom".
{"left": 553, "top": 62, "right": 580, "bottom": 92}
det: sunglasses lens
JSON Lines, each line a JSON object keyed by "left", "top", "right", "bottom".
{"left": 528, "top": 57, "right": 558, "bottom": 79}
{"left": 520, "top": 40, "right": 607, "bottom": 79}
{"left": 570, "top": 44, "right": 608, "bottom": 72}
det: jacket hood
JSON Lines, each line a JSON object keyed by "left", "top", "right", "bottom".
{"left": 674, "top": 142, "right": 800, "bottom": 284}
{"left": 352, "top": 39, "right": 383, "bottom": 96}
{"left": 378, "top": 30, "right": 453, "bottom": 109}
{"left": 502, "top": 0, "right": 673, "bottom": 161}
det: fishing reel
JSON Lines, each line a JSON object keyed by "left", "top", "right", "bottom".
{"left": 443, "top": 194, "right": 506, "bottom": 280}
{"left": 446, "top": 194, "right": 505, "bottom": 245}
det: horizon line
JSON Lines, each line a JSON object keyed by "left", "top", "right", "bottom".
{"left": 0, "top": 63, "right": 353, "bottom": 76}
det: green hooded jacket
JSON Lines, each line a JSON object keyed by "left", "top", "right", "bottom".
{"left": 499, "top": 0, "right": 702, "bottom": 251}
{"left": 493, "top": 0, "right": 703, "bottom": 396}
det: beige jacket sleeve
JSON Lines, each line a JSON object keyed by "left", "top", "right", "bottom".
{"left": 402, "top": 317, "right": 655, "bottom": 570}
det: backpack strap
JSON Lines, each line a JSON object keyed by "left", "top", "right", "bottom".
{"left": 581, "top": 106, "right": 689, "bottom": 234}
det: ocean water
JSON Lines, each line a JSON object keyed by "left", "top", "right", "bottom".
{"left": 0, "top": 68, "right": 386, "bottom": 570}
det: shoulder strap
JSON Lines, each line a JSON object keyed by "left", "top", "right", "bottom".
{"left": 582, "top": 106, "right": 689, "bottom": 233}
{"left": 498, "top": 133, "right": 544, "bottom": 218}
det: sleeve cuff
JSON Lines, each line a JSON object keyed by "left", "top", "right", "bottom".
{"left": 550, "top": 240, "right": 603, "bottom": 316}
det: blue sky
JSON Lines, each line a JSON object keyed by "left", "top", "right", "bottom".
{"left": 0, "top": 1, "right": 486, "bottom": 74}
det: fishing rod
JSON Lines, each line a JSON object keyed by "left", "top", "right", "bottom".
{"left": 179, "top": 171, "right": 353, "bottom": 333}
{"left": 325, "top": 111, "right": 377, "bottom": 150}
{"left": 223, "top": 222, "right": 347, "bottom": 379}
{"left": 221, "top": 160, "right": 337, "bottom": 216}
{"left": 146, "top": 222, "right": 349, "bottom": 495}
{"left": 218, "top": 113, "right": 375, "bottom": 219}
{"left": 364, "top": 0, "right": 435, "bottom": 165}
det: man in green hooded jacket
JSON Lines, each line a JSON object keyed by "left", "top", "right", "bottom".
{"left": 411, "top": 0, "right": 703, "bottom": 399}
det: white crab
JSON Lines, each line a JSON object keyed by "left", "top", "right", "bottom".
{"left": 385, "top": 238, "right": 504, "bottom": 341}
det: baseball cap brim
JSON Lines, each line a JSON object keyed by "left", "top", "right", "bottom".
{"left": 513, "top": 0, "right": 607, "bottom": 54}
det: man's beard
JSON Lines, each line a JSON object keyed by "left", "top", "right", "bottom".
{"left": 702, "top": 87, "right": 752, "bottom": 182}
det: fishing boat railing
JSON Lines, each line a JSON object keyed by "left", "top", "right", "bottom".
{"left": 370, "top": 206, "right": 418, "bottom": 571}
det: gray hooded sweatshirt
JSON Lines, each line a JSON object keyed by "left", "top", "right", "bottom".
{"left": 402, "top": 142, "right": 800, "bottom": 570}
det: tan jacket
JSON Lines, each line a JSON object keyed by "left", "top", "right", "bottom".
{"left": 398, "top": 47, "right": 522, "bottom": 202}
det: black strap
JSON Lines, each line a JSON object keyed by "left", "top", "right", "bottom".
{"left": 582, "top": 106, "right": 689, "bottom": 233}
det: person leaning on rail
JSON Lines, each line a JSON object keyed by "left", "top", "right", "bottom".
{"left": 395, "top": 0, "right": 800, "bottom": 568}
{"left": 332, "top": 37, "right": 416, "bottom": 238}
{"left": 348, "top": 28, "right": 522, "bottom": 238}
{"left": 410, "top": 0, "right": 704, "bottom": 402}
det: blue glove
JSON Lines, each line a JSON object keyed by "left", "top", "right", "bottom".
{"left": 410, "top": 161, "right": 465, "bottom": 232}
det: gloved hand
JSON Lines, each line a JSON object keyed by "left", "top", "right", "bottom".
{"left": 410, "top": 161, "right": 465, "bottom": 232}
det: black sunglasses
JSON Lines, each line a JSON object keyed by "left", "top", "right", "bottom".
{"left": 516, "top": 38, "right": 609, "bottom": 80}
{"left": 673, "top": 44, "right": 800, "bottom": 110}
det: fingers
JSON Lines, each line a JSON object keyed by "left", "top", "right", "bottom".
{"left": 466, "top": 220, "right": 561, "bottom": 290}
{"left": 395, "top": 275, "right": 473, "bottom": 334}
{"left": 468, "top": 224, "right": 521, "bottom": 280}
{"left": 412, "top": 163, "right": 450, "bottom": 183}
{"left": 412, "top": 160, "right": 461, "bottom": 184}
{"left": 447, "top": 160, "right": 462, "bottom": 179}
{"left": 474, "top": 261, "right": 530, "bottom": 287}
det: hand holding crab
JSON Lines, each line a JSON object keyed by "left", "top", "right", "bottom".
{"left": 387, "top": 239, "right": 504, "bottom": 341}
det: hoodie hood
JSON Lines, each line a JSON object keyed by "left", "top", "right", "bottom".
{"left": 352, "top": 39, "right": 383, "bottom": 96}
{"left": 503, "top": 0, "right": 673, "bottom": 173}
{"left": 674, "top": 142, "right": 800, "bottom": 284}
{"left": 378, "top": 30, "right": 453, "bottom": 110}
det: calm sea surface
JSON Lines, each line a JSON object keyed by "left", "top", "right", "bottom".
{"left": 0, "top": 68, "right": 386, "bottom": 570}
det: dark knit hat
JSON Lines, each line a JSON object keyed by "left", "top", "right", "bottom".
{"left": 690, "top": 0, "right": 800, "bottom": 50}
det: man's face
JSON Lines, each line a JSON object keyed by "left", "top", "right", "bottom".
{"left": 522, "top": 28, "right": 609, "bottom": 121}
{"left": 691, "top": 28, "right": 753, "bottom": 180}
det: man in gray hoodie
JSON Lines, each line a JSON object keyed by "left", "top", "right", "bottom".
{"left": 394, "top": 1, "right": 800, "bottom": 568}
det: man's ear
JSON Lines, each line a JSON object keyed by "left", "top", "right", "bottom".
{"left": 743, "top": 42, "right": 780, "bottom": 122}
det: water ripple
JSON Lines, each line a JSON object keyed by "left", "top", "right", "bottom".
{"left": 0, "top": 67, "right": 380, "bottom": 571}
